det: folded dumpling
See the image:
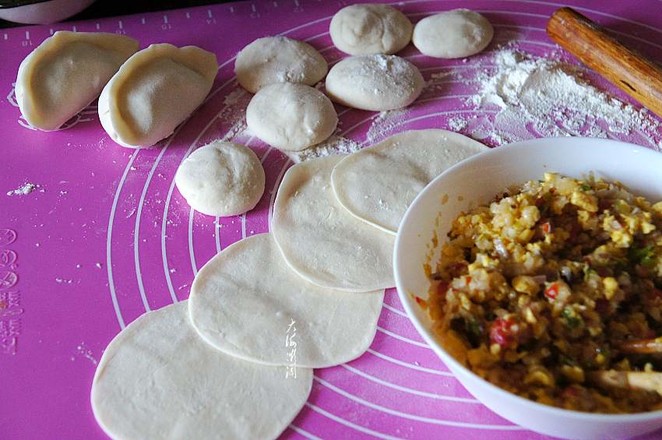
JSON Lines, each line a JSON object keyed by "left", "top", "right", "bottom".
{"left": 15, "top": 31, "right": 139, "bottom": 131}
{"left": 98, "top": 44, "right": 218, "bottom": 148}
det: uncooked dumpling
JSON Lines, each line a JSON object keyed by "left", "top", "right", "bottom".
{"left": 235, "top": 36, "right": 328, "bottom": 93}
{"left": 91, "top": 301, "right": 312, "bottom": 440}
{"left": 330, "top": 3, "right": 412, "bottom": 55}
{"left": 98, "top": 44, "right": 218, "bottom": 148}
{"left": 272, "top": 156, "right": 395, "bottom": 291}
{"left": 246, "top": 82, "right": 338, "bottom": 152}
{"left": 15, "top": 31, "right": 138, "bottom": 131}
{"left": 413, "top": 9, "right": 494, "bottom": 58}
{"left": 325, "top": 54, "right": 424, "bottom": 111}
{"left": 331, "top": 129, "right": 488, "bottom": 234}
{"left": 174, "top": 140, "right": 265, "bottom": 217}
{"left": 189, "top": 233, "right": 384, "bottom": 368}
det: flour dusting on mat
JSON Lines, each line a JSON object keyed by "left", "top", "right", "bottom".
{"left": 7, "top": 182, "right": 39, "bottom": 196}
{"left": 218, "top": 88, "right": 252, "bottom": 142}
{"left": 366, "top": 109, "right": 409, "bottom": 144}
{"left": 454, "top": 49, "right": 662, "bottom": 148}
{"left": 288, "top": 135, "right": 361, "bottom": 162}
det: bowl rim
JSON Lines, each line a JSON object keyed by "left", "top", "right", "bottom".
{"left": 394, "top": 136, "right": 662, "bottom": 422}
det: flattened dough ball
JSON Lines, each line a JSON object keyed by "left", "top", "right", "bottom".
{"left": 15, "top": 31, "right": 138, "bottom": 131}
{"left": 272, "top": 156, "right": 395, "bottom": 292}
{"left": 246, "top": 82, "right": 338, "bottom": 152}
{"left": 91, "top": 301, "right": 312, "bottom": 440}
{"left": 98, "top": 44, "right": 218, "bottom": 148}
{"left": 413, "top": 9, "right": 494, "bottom": 59}
{"left": 174, "top": 140, "right": 265, "bottom": 217}
{"left": 235, "top": 36, "right": 328, "bottom": 93}
{"left": 325, "top": 54, "right": 423, "bottom": 111}
{"left": 189, "top": 233, "right": 384, "bottom": 368}
{"left": 330, "top": 4, "right": 413, "bottom": 55}
{"left": 331, "top": 129, "right": 488, "bottom": 234}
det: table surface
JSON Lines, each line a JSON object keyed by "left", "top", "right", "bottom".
{"left": 1, "top": 1, "right": 662, "bottom": 439}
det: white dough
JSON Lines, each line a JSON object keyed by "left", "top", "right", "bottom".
{"left": 98, "top": 44, "right": 218, "bottom": 148}
{"left": 174, "top": 140, "right": 265, "bottom": 217}
{"left": 15, "top": 31, "right": 138, "bottom": 131}
{"left": 412, "top": 9, "right": 494, "bottom": 59}
{"left": 235, "top": 36, "right": 328, "bottom": 93}
{"left": 332, "top": 129, "right": 488, "bottom": 234}
{"left": 246, "top": 82, "right": 338, "bottom": 152}
{"left": 325, "top": 54, "right": 423, "bottom": 111}
{"left": 189, "top": 233, "right": 384, "bottom": 367}
{"left": 272, "top": 156, "right": 395, "bottom": 291}
{"left": 330, "top": 4, "right": 413, "bottom": 55}
{"left": 91, "top": 301, "right": 312, "bottom": 440}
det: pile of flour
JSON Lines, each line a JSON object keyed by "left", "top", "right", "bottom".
{"left": 452, "top": 49, "right": 661, "bottom": 148}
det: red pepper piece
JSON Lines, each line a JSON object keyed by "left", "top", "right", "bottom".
{"left": 489, "top": 316, "right": 518, "bottom": 348}
{"left": 541, "top": 221, "right": 552, "bottom": 235}
{"left": 545, "top": 282, "right": 560, "bottom": 300}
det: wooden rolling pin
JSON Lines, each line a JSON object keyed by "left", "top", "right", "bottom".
{"left": 547, "top": 7, "right": 662, "bottom": 118}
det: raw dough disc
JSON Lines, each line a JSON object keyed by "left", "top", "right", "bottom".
{"left": 235, "top": 36, "right": 328, "bottom": 93}
{"left": 91, "top": 301, "right": 312, "bottom": 440}
{"left": 329, "top": 4, "right": 412, "bottom": 55}
{"left": 174, "top": 140, "right": 265, "bottom": 217}
{"left": 324, "top": 54, "right": 423, "bottom": 111}
{"left": 246, "top": 82, "right": 338, "bottom": 152}
{"left": 272, "top": 155, "right": 395, "bottom": 291}
{"left": 15, "top": 31, "right": 138, "bottom": 131}
{"left": 412, "top": 9, "right": 494, "bottom": 59}
{"left": 98, "top": 43, "right": 218, "bottom": 148}
{"left": 189, "top": 233, "right": 384, "bottom": 367}
{"left": 332, "top": 129, "right": 488, "bottom": 233}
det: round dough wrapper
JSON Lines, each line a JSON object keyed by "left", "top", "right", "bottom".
{"left": 331, "top": 129, "right": 488, "bottom": 234}
{"left": 412, "top": 9, "right": 494, "bottom": 59}
{"left": 98, "top": 43, "right": 218, "bottom": 148}
{"left": 235, "top": 36, "right": 328, "bottom": 93}
{"left": 272, "top": 155, "right": 395, "bottom": 291}
{"left": 15, "top": 31, "right": 138, "bottom": 131}
{"left": 325, "top": 54, "right": 423, "bottom": 111}
{"left": 330, "top": 4, "right": 413, "bottom": 55}
{"left": 174, "top": 141, "right": 265, "bottom": 217}
{"left": 189, "top": 233, "right": 384, "bottom": 367}
{"left": 91, "top": 301, "right": 312, "bottom": 440}
{"left": 246, "top": 82, "right": 338, "bottom": 152}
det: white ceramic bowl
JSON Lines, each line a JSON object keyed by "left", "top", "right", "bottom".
{"left": 394, "top": 137, "right": 662, "bottom": 440}
{"left": 0, "top": 0, "right": 95, "bottom": 24}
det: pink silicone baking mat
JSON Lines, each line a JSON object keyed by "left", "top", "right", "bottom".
{"left": 2, "top": 0, "right": 662, "bottom": 438}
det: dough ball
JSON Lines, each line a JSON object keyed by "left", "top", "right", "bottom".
{"left": 246, "top": 82, "right": 338, "bottom": 152}
{"left": 98, "top": 44, "right": 218, "bottom": 148}
{"left": 174, "top": 140, "right": 265, "bottom": 217}
{"left": 325, "top": 54, "right": 423, "bottom": 111}
{"left": 412, "top": 9, "right": 494, "bottom": 58}
{"left": 330, "top": 4, "right": 412, "bottom": 55}
{"left": 235, "top": 36, "right": 328, "bottom": 93}
{"left": 189, "top": 233, "right": 384, "bottom": 368}
{"left": 15, "top": 31, "right": 138, "bottom": 131}
{"left": 91, "top": 301, "right": 312, "bottom": 440}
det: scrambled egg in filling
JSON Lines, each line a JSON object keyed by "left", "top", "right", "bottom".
{"left": 428, "top": 173, "right": 662, "bottom": 413}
